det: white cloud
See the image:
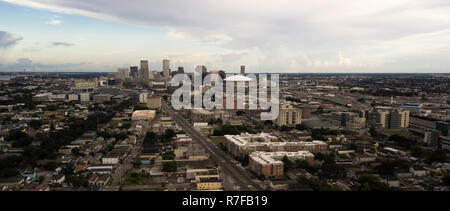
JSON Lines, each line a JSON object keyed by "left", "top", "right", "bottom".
{"left": 52, "top": 41, "right": 77, "bottom": 47}
{"left": 3, "top": 0, "right": 450, "bottom": 72}
{"left": 0, "top": 31, "right": 23, "bottom": 47}
{"left": 47, "top": 16, "right": 62, "bottom": 25}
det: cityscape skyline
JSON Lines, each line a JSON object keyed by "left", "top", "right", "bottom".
{"left": 1, "top": 0, "right": 450, "bottom": 73}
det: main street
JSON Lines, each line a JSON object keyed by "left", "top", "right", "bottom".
{"left": 162, "top": 101, "right": 264, "bottom": 191}
{"left": 110, "top": 120, "right": 147, "bottom": 187}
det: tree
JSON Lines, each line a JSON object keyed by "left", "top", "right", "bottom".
{"left": 280, "top": 125, "right": 291, "bottom": 132}
{"left": 369, "top": 126, "right": 378, "bottom": 137}
{"left": 317, "top": 106, "right": 324, "bottom": 113}
{"left": 319, "top": 162, "right": 347, "bottom": 179}
{"left": 241, "top": 155, "right": 249, "bottom": 167}
{"left": 6, "top": 130, "right": 33, "bottom": 147}
{"left": 144, "top": 132, "right": 157, "bottom": 144}
{"left": 355, "top": 175, "right": 391, "bottom": 191}
{"left": 68, "top": 176, "right": 88, "bottom": 188}
{"left": 282, "top": 155, "right": 294, "bottom": 172}
{"left": 375, "top": 159, "right": 410, "bottom": 175}
{"left": 443, "top": 172, "right": 450, "bottom": 186}
{"left": 295, "top": 124, "right": 307, "bottom": 131}
{"left": 425, "top": 150, "right": 447, "bottom": 164}
{"left": 163, "top": 129, "right": 176, "bottom": 142}
{"left": 30, "top": 120, "right": 43, "bottom": 130}
{"left": 296, "top": 175, "right": 335, "bottom": 191}
{"left": 133, "top": 160, "right": 142, "bottom": 169}
{"left": 162, "top": 161, "right": 177, "bottom": 172}
{"left": 162, "top": 151, "right": 176, "bottom": 160}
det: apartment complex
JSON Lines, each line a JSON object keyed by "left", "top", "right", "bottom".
{"left": 223, "top": 133, "right": 327, "bottom": 157}
{"left": 249, "top": 151, "right": 314, "bottom": 178}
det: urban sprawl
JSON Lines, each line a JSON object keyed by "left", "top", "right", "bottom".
{"left": 1, "top": 60, "right": 450, "bottom": 191}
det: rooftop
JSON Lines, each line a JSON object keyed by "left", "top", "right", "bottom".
{"left": 224, "top": 74, "right": 252, "bottom": 82}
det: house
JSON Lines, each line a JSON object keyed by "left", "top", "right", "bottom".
{"left": 88, "top": 174, "right": 99, "bottom": 186}
{"left": 96, "top": 174, "right": 110, "bottom": 186}
{"left": 380, "top": 175, "right": 400, "bottom": 187}
{"left": 52, "top": 174, "right": 65, "bottom": 185}
{"left": 269, "top": 179, "right": 296, "bottom": 191}
{"left": 102, "top": 152, "right": 121, "bottom": 165}
{"left": 74, "top": 161, "right": 89, "bottom": 174}
{"left": 395, "top": 171, "right": 412, "bottom": 178}
{"left": 410, "top": 166, "right": 427, "bottom": 177}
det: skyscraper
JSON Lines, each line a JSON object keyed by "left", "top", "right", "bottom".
{"left": 163, "top": 59, "right": 170, "bottom": 81}
{"left": 117, "top": 68, "right": 129, "bottom": 80}
{"left": 240, "top": 65, "right": 245, "bottom": 75}
{"left": 130, "top": 66, "right": 138, "bottom": 79}
{"left": 140, "top": 60, "right": 149, "bottom": 81}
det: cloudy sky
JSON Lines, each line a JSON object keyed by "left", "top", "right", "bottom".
{"left": 1, "top": 0, "right": 450, "bottom": 73}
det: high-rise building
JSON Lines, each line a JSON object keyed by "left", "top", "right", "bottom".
{"left": 240, "top": 65, "right": 245, "bottom": 75}
{"left": 178, "top": 66, "right": 184, "bottom": 73}
{"left": 117, "top": 68, "right": 129, "bottom": 80}
{"left": 163, "top": 59, "right": 170, "bottom": 81}
{"left": 140, "top": 60, "right": 149, "bottom": 81}
{"left": 218, "top": 70, "right": 226, "bottom": 80}
{"left": 331, "top": 111, "right": 366, "bottom": 129}
{"left": 369, "top": 107, "right": 410, "bottom": 129}
{"left": 275, "top": 101, "right": 302, "bottom": 127}
{"left": 130, "top": 66, "right": 139, "bottom": 78}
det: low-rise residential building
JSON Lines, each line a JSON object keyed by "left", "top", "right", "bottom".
{"left": 249, "top": 151, "right": 314, "bottom": 179}
{"left": 224, "top": 133, "right": 327, "bottom": 157}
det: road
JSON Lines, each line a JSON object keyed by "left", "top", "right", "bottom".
{"left": 110, "top": 121, "right": 147, "bottom": 186}
{"left": 313, "top": 95, "right": 369, "bottom": 110}
{"left": 162, "top": 101, "right": 264, "bottom": 191}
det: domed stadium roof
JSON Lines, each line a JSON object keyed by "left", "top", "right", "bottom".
{"left": 224, "top": 74, "right": 252, "bottom": 82}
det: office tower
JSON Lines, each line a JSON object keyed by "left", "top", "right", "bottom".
{"left": 140, "top": 60, "right": 149, "bottom": 80}
{"left": 370, "top": 107, "right": 410, "bottom": 129}
{"left": 163, "top": 59, "right": 170, "bottom": 81}
{"left": 130, "top": 66, "right": 138, "bottom": 78}
{"left": 117, "top": 68, "right": 129, "bottom": 80}
{"left": 240, "top": 65, "right": 245, "bottom": 75}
